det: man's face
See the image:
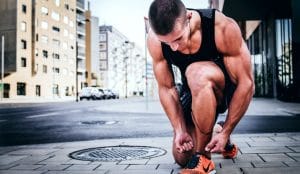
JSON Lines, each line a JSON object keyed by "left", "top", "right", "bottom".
{"left": 156, "top": 19, "right": 190, "bottom": 52}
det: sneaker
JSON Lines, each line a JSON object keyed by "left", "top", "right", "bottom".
{"left": 216, "top": 121, "right": 239, "bottom": 159}
{"left": 222, "top": 143, "right": 238, "bottom": 159}
{"left": 181, "top": 153, "right": 216, "bottom": 174}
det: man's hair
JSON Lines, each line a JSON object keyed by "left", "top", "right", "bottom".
{"left": 148, "top": 0, "right": 187, "bottom": 35}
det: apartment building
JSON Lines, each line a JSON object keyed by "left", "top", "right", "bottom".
{"left": 0, "top": 0, "right": 77, "bottom": 99}
{"left": 99, "top": 25, "right": 146, "bottom": 97}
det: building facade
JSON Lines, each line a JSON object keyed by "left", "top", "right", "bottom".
{"left": 210, "top": 0, "right": 300, "bottom": 102}
{"left": 0, "top": 0, "right": 77, "bottom": 99}
{"left": 99, "top": 25, "right": 146, "bottom": 97}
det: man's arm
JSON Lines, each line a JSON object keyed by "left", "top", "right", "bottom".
{"left": 147, "top": 30, "right": 193, "bottom": 152}
{"left": 206, "top": 12, "right": 255, "bottom": 152}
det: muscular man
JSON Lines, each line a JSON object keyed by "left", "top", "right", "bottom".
{"left": 147, "top": 0, "right": 255, "bottom": 173}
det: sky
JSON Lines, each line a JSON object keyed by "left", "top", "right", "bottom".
{"left": 89, "top": 0, "right": 209, "bottom": 51}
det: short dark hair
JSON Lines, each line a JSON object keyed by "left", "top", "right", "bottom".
{"left": 148, "top": 0, "right": 187, "bottom": 35}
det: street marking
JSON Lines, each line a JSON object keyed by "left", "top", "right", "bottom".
{"left": 0, "top": 119, "right": 7, "bottom": 123}
{"left": 69, "top": 109, "right": 81, "bottom": 113}
{"left": 26, "top": 112, "right": 60, "bottom": 119}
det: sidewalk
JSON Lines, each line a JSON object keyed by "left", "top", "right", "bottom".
{"left": 0, "top": 98, "right": 300, "bottom": 174}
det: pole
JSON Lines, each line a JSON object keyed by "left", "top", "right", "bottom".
{"left": 76, "top": 41, "right": 79, "bottom": 102}
{"left": 144, "top": 29, "right": 148, "bottom": 110}
{"left": 1, "top": 35, "right": 4, "bottom": 100}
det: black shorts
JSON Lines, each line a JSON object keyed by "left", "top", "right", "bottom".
{"left": 177, "top": 61, "right": 236, "bottom": 125}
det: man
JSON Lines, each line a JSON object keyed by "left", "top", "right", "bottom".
{"left": 147, "top": 0, "right": 254, "bottom": 173}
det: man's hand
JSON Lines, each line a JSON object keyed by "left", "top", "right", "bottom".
{"left": 174, "top": 132, "right": 194, "bottom": 153}
{"left": 205, "top": 132, "right": 229, "bottom": 153}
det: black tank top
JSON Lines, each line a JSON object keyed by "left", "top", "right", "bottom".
{"left": 161, "top": 9, "right": 224, "bottom": 84}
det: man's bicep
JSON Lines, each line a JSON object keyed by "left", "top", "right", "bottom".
{"left": 224, "top": 42, "right": 253, "bottom": 84}
{"left": 153, "top": 59, "right": 174, "bottom": 88}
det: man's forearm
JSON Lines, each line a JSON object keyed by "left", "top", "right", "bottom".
{"left": 159, "top": 86, "right": 187, "bottom": 133}
{"left": 222, "top": 82, "right": 254, "bottom": 135}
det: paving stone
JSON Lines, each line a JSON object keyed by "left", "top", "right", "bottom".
{"left": 11, "top": 155, "right": 52, "bottom": 165}
{"left": 107, "top": 169, "right": 171, "bottom": 174}
{"left": 7, "top": 149, "right": 58, "bottom": 156}
{"left": 36, "top": 164, "right": 71, "bottom": 171}
{"left": 65, "top": 164, "right": 100, "bottom": 171}
{"left": 242, "top": 167, "right": 300, "bottom": 174}
{"left": 0, "top": 155, "right": 28, "bottom": 165}
{"left": 288, "top": 146, "right": 300, "bottom": 152}
{"left": 45, "top": 171, "right": 107, "bottom": 174}
{"left": 95, "top": 163, "right": 127, "bottom": 170}
{"left": 233, "top": 154, "right": 263, "bottom": 162}
{"left": 222, "top": 162, "right": 253, "bottom": 168}
{"left": 250, "top": 137, "right": 274, "bottom": 142}
{"left": 252, "top": 161, "right": 286, "bottom": 168}
{"left": 240, "top": 146, "right": 292, "bottom": 153}
{"left": 118, "top": 159, "right": 149, "bottom": 165}
{"left": 62, "top": 159, "right": 91, "bottom": 165}
{"left": 157, "top": 163, "right": 181, "bottom": 170}
{"left": 0, "top": 163, "right": 18, "bottom": 170}
{"left": 10, "top": 164, "right": 44, "bottom": 170}
{"left": 126, "top": 164, "right": 158, "bottom": 170}
{"left": 270, "top": 136, "right": 296, "bottom": 142}
{"left": 250, "top": 141, "right": 300, "bottom": 147}
{"left": 260, "top": 153, "right": 296, "bottom": 162}
{"left": 284, "top": 161, "right": 300, "bottom": 167}
{"left": 216, "top": 168, "right": 243, "bottom": 174}
{"left": 0, "top": 170, "right": 44, "bottom": 174}
{"left": 287, "top": 152, "right": 300, "bottom": 161}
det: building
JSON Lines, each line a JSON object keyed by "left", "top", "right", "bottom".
{"left": 76, "top": 0, "right": 87, "bottom": 91}
{"left": 210, "top": 0, "right": 300, "bottom": 102}
{"left": 99, "top": 25, "right": 146, "bottom": 97}
{"left": 0, "top": 0, "right": 77, "bottom": 99}
{"left": 85, "top": 4, "right": 100, "bottom": 87}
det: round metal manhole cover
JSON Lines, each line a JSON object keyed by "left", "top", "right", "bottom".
{"left": 69, "top": 145, "right": 167, "bottom": 162}
{"left": 80, "top": 120, "right": 118, "bottom": 125}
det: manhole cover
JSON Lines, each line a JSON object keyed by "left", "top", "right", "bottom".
{"left": 80, "top": 120, "right": 118, "bottom": 125}
{"left": 69, "top": 145, "right": 167, "bottom": 161}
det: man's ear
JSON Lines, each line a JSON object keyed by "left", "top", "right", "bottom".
{"left": 186, "top": 11, "right": 192, "bottom": 20}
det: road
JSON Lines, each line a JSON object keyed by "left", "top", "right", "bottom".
{"left": 0, "top": 98, "right": 300, "bottom": 146}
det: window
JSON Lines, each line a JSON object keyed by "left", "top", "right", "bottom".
{"left": 53, "top": 39, "right": 60, "bottom": 47}
{"left": 53, "top": 67, "right": 60, "bottom": 74}
{"left": 53, "top": 84, "right": 59, "bottom": 95}
{"left": 52, "top": 26, "right": 60, "bottom": 32}
{"left": 99, "top": 34, "right": 106, "bottom": 41}
{"left": 21, "top": 57, "right": 26, "bottom": 67}
{"left": 64, "top": 4, "right": 69, "bottom": 10}
{"left": 63, "top": 29, "right": 68, "bottom": 37}
{"left": 36, "top": 34, "right": 38, "bottom": 41}
{"left": 63, "top": 16, "right": 68, "bottom": 24}
{"left": 41, "top": 21, "right": 48, "bottom": 29}
{"left": 55, "top": 0, "right": 60, "bottom": 6}
{"left": 41, "top": 35, "right": 48, "bottom": 43}
{"left": 17, "top": 83, "right": 26, "bottom": 95}
{"left": 41, "top": 7, "right": 48, "bottom": 15}
{"left": 69, "top": 20, "right": 74, "bottom": 27}
{"left": 36, "top": 85, "right": 41, "bottom": 96}
{"left": 20, "top": 21, "right": 26, "bottom": 31}
{"left": 62, "top": 42, "right": 67, "bottom": 49}
{"left": 51, "top": 11, "right": 60, "bottom": 21}
{"left": 22, "top": 4, "right": 26, "bottom": 13}
{"left": 52, "top": 53, "right": 60, "bottom": 59}
{"left": 42, "top": 50, "right": 48, "bottom": 58}
{"left": 43, "top": 65, "right": 47, "bottom": 73}
{"left": 21, "top": 40, "right": 27, "bottom": 49}
{"left": 35, "top": 48, "right": 38, "bottom": 57}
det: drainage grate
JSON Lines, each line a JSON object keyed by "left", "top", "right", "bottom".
{"left": 69, "top": 145, "right": 167, "bottom": 162}
{"left": 80, "top": 120, "right": 118, "bottom": 125}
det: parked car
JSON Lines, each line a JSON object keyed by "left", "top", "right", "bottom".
{"left": 79, "top": 87, "right": 103, "bottom": 100}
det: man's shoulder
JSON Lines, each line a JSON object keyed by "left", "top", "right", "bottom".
{"left": 147, "top": 30, "right": 164, "bottom": 61}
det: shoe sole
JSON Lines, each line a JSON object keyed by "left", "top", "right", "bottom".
{"left": 209, "top": 170, "right": 217, "bottom": 174}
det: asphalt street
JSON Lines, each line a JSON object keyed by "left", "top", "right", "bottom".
{"left": 0, "top": 99, "right": 300, "bottom": 146}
